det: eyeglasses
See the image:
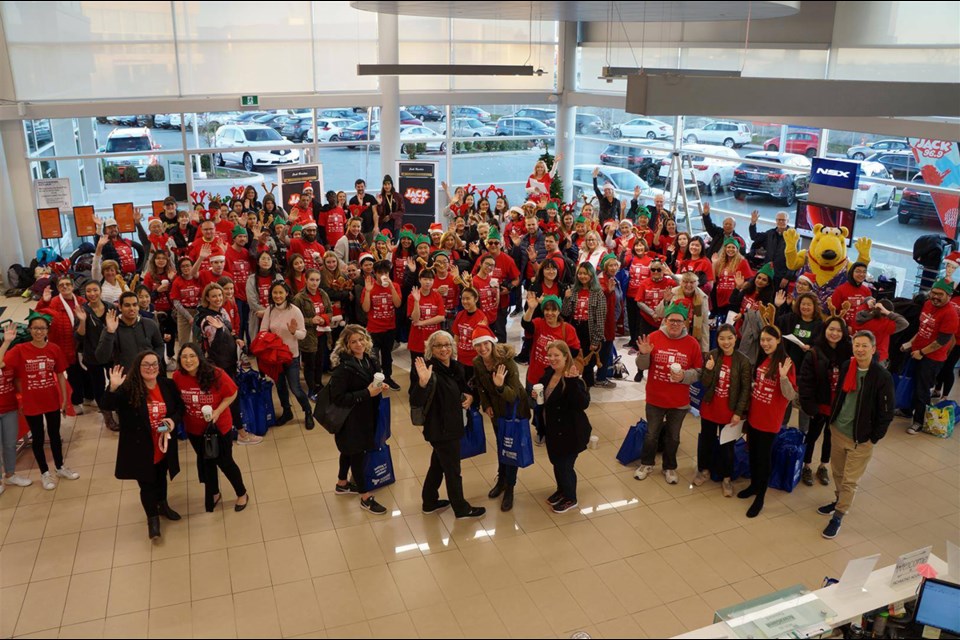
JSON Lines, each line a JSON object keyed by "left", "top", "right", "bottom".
{"left": 141, "top": 362, "right": 160, "bottom": 370}
{"left": 650, "top": 268, "right": 662, "bottom": 272}
{"left": 29, "top": 326, "right": 48, "bottom": 332}
{"left": 433, "top": 343, "right": 452, "bottom": 349}
{"left": 666, "top": 319, "right": 685, "bottom": 324}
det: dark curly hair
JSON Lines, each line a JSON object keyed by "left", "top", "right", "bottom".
{"left": 176, "top": 342, "right": 218, "bottom": 392}
{"left": 121, "top": 350, "right": 164, "bottom": 408}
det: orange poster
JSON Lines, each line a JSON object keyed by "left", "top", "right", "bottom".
{"left": 37, "top": 207, "right": 62, "bottom": 239}
{"left": 113, "top": 202, "right": 135, "bottom": 233}
{"left": 73, "top": 205, "right": 98, "bottom": 237}
{"left": 151, "top": 200, "right": 165, "bottom": 216}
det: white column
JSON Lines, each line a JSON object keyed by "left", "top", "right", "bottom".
{"left": 378, "top": 12, "right": 399, "bottom": 184}
{"left": 556, "top": 21, "right": 577, "bottom": 200}
{"left": 0, "top": 121, "right": 40, "bottom": 267}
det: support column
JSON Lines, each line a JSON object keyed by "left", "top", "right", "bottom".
{"left": 556, "top": 21, "right": 577, "bottom": 200}
{"left": 378, "top": 12, "right": 399, "bottom": 186}
{"left": 0, "top": 121, "right": 40, "bottom": 268}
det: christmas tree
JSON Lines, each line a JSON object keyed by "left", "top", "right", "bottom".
{"left": 539, "top": 149, "right": 565, "bottom": 201}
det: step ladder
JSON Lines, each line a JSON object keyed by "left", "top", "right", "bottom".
{"left": 664, "top": 150, "right": 705, "bottom": 236}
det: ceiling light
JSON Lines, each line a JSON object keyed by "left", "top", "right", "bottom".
{"left": 602, "top": 67, "right": 742, "bottom": 79}
{"left": 358, "top": 64, "right": 540, "bottom": 76}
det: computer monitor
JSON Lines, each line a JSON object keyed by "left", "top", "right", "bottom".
{"left": 794, "top": 200, "right": 856, "bottom": 247}
{"left": 915, "top": 578, "right": 960, "bottom": 634}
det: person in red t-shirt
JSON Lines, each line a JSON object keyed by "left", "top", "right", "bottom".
{"left": 853, "top": 298, "right": 908, "bottom": 367}
{"left": 289, "top": 221, "right": 326, "bottom": 272}
{"left": 830, "top": 262, "right": 871, "bottom": 333}
{"left": 623, "top": 240, "right": 654, "bottom": 350}
{"left": 173, "top": 345, "right": 248, "bottom": 512}
{"left": 3, "top": 313, "right": 77, "bottom": 491}
{"left": 634, "top": 259, "right": 674, "bottom": 338}
{"left": 934, "top": 285, "right": 960, "bottom": 400}
{"left": 429, "top": 252, "right": 459, "bottom": 327}
{"left": 677, "top": 237, "right": 714, "bottom": 292}
{"left": 903, "top": 280, "right": 960, "bottom": 434}
{"left": 224, "top": 225, "right": 255, "bottom": 342}
{"left": 471, "top": 254, "right": 502, "bottom": 328}
{"left": 740, "top": 326, "right": 797, "bottom": 518}
{"left": 196, "top": 253, "right": 231, "bottom": 290}
{"left": 0, "top": 324, "right": 32, "bottom": 489}
{"left": 188, "top": 219, "right": 227, "bottom": 272}
{"left": 453, "top": 288, "right": 489, "bottom": 380}
{"left": 170, "top": 257, "right": 204, "bottom": 348}
{"left": 361, "top": 261, "right": 403, "bottom": 390}
{"left": 712, "top": 238, "right": 754, "bottom": 317}
{"left": 634, "top": 303, "right": 704, "bottom": 484}
{"left": 408, "top": 269, "right": 446, "bottom": 387}
{"left": 470, "top": 228, "right": 520, "bottom": 342}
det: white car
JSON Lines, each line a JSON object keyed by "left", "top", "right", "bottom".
{"left": 304, "top": 118, "right": 355, "bottom": 143}
{"left": 399, "top": 125, "right": 446, "bottom": 153}
{"left": 214, "top": 124, "right": 300, "bottom": 173}
{"left": 683, "top": 121, "right": 752, "bottom": 148}
{"left": 169, "top": 113, "right": 204, "bottom": 129}
{"left": 854, "top": 160, "right": 897, "bottom": 212}
{"left": 657, "top": 144, "right": 741, "bottom": 195}
{"left": 613, "top": 118, "right": 674, "bottom": 140}
{"left": 570, "top": 165, "right": 671, "bottom": 217}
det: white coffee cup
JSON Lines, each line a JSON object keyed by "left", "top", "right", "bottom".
{"left": 374, "top": 372, "right": 385, "bottom": 386}
{"left": 532, "top": 383, "right": 544, "bottom": 405}
{"left": 490, "top": 277, "right": 499, "bottom": 289}
{"left": 201, "top": 405, "right": 214, "bottom": 422}
{"left": 670, "top": 363, "right": 682, "bottom": 376}
{"left": 381, "top": 275, "right": 390, "bottom": 287}
{"left": 588, "top": 435, "right": 599, "bottom": 449}
{"left": 161, "top": 279, "right": 169, "bottom": 287}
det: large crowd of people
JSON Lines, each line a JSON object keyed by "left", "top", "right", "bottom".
{"left": 1, "top": 160, "right": 953, "bottom": 545}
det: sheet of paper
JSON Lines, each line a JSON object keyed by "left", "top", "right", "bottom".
{"left": 782, "top": 333, "right": 807, "bottom": 348}
{"left": 947, "top": 539, "right": 960, "bottom": 581}
{"left": 891, "top": 546, "right": 933, "bottom": 586}
{"left": 837, "top": 554, "right": 881, "bottom": 594}
{"left": 719, "top": 422, "right": 743, "bottom": 445}
{"left": 724, "top": 310, "right": 738, "bottom": 325}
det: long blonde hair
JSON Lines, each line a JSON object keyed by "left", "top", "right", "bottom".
{"left": 330, "top": 324, "right": 374, "bottom": 367}
{"left": 714, "top": 242, "right": 744, "bottom": 280}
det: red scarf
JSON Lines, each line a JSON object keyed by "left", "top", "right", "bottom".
{"left": 841, "top": 357, "right": 861, "bottom": 393}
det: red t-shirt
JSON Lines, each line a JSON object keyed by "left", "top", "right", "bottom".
{"left": 453, "top": 309, "right": 488, "bottom": 365}
{"left": 254, "top": 274, "right": 273, "bottom": 307}
{"left": 626, "top": 255, "right": 653, "bottom": 298}
{"left": 714, "top": 261, "right": 753, "bottom": 309}
{"left": 528, "top": 319, "right": 580, "bottom": 384}
{"left": 434, "top": 273, "right": 459, "bottom": 316}
{"left": 323, "top": 207, "right": 347, "bottom": 247}
{"left": 853, "top": 316, "right": 895, "bottom": 362}
{"left": 215, "top": 220, "right": 234, "bottom": 246}
{"left": 747, "top": 359, "right": 797, "bottom": 432}
{"left": 146, "top": 385, "right": 167, "bottom": 464}
{"left": 408, "top": 290, "right": 445, "bottom": 353}
{"left": 471, "top": 252, "right": 520, "bottom": 309}
{"left": 224, "top": 246, "right": 253, "bottom": 302}
{"left": 831, "top": 282, "right": 871, "bottom": 331}
{"left": 290, "top": 239, "right": 326, "bottom": 272}
{"left": 188, "top": 238, "right": 225, "bottom": 272}
{"left": 471, "top": 274, "right": 500, "bottom": 324}
{"left": 0, "top": 367, "right": 17, "bottom": 414}
{"left": 951, "top": 295, "right": 960, "bottom": 340}
{"left": 142, "top": 272, "right": 173, "bottom": 313}
{"left": 679, "top": 257, "right": 714, "bottom": 283}
{"left": 366, "top": 282, "right": 400, "bottom": 333}
{"left": 645, "top": 330, "right": 704, "bottom": 409}
{"left": 392, "top": 252, "right": 410, "bottom": 284}
{"left": 111, "top": 239, "right": 137, "bottom": 274}
{"left": 3, "top": 342, "right": 67, "bottom": 416}
{"left": 635, "top": 277, "right": 674, "bottom": 325}
{"left": 573, "top": 289, "right": 591, "bottom": 322}
{"left": 700, "top": 354, "right": 734, "bottom": 425}
{"left": 170, "top": 276, "right": 202, "bottom": 309}
{"left": 307, "top": 291, "right": 330, "bottom": 334}
{"left": 199, "top": 268, "right": 230, "bottom": 290}
{"left": 172, "top": 369, "right": 238, "bottom": 435}
{"left": 223, "top": 299, "right": 240, "bottom": 336}
{"left": 914, "top": 300, "right": 959, "bottom": 362}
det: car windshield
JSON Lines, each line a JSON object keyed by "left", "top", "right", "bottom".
{"left": 105, "top": 137, "right": 151, "bottom": 152}
{"left": 609, "top": 171, "right": 646, "bottom": 190}
{"left": 244, "top": 128, "right": 283, "bottom": 142}
{"left": 346, "top": 122, "right": 369, "bottom": 131}
{"left": 742, "top": 157, "right": 783, "bottom": 172}
{"left": 462, "top": 119, "right": 483, "bottom": 128}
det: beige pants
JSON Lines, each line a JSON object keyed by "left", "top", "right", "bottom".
{"left": 177, "top": 313, "right": 195, "bottom": 349}
{"left": 829, "top": 426, "right": 875, "bottom": 515}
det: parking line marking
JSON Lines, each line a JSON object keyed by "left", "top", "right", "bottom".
{"left": 711, "top": 196, "right": 734, "bottom": 203}
{"left": 875, "top": 214, "right": 899, "bottom": 227}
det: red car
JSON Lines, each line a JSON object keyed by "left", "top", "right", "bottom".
{"left": 763, "top": 131, "right": 820, "bottom": 158}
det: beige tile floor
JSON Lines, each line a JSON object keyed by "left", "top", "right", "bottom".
{"left": 0, "top": 298, "right": 958, "bottom": 638}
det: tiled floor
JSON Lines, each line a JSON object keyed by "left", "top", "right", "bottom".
{"left": 0, "top": 298, "right": 958, "bottom": 638}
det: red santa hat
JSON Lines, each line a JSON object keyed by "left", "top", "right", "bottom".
{"left": 302, "top": 181, "right": 314, "bottom": 192}
{"left": 471, "top": 325, "right": 497, "bottom": 347}
{"left": 359, "top": 252, "right": 375, "bottom": 264}
{"left": 429, "top": 222, "right": 444, "bottom": 235}
{"left": 946, "top": 251, "right": 960, "bottom": 268}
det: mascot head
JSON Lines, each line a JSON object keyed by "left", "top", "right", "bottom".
{"left": 807, "top": 224, "right": 849, "bottom": 275}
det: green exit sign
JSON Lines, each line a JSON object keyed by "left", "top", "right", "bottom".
{"left": 240, "top": 95, "right": 259, "bottom": 107}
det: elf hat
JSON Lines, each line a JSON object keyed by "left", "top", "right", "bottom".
{"left": 415, "top": 234, "right": 431, "bottom": 247}
{"left": 399, "top": 229, "right": 416, "bottom": 243}
{"left": 599, "top": 253, "right": 619, "bottom": 270}
{"left": 232, "top": 225, "right": 248, "bottom": 238}
{"left": 758, "top": 263, "right": 775, "bottom": 279}
{"left": 663, "top": 302, "right": 689, "bottom": 320}
{"left": 471, "top": 325, "right": 497, "bottom": 347}
{"left": 486, "top": 227, "right": 502, "bottom": 242}
{"left": 932, "top": 278, "right": 955, "bottom": 295}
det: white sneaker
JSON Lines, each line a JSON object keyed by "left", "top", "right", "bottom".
{"left": 907, "top": 424, "right": 922, "bottom": 435}
{"left": 693, "top": 469, "right": 710, "bottom": 486}
{"left": 73, "top": 404, "right": 84, "bottom": 415}
{"left": 56, "top": 466, "right": 80, "bottom": 481}
{"left": 4, "top": 474, "right": 33, "bottom": 487}
{"left": 634, "top": 464, "right": 654, "bottom": 480}
{"left": 664, "top": 469, "right": 679, "bottom": 485}
{"left": 0, "top": 483, "right": 4, "bottom": 496}
{"left": 41, "top": 471, "right": 56, "bottom": 491}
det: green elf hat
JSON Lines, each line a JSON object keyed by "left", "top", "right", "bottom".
{"left": 540, "top": 294, "right": 562, "bottom": 309}
{"left": 575, "top": 215, "right": 587, "bottom": 224}
{"left": 415, "top": 234, "right": 431, "bottom": 247}
{"left": 26, "top": 310, "right": 52, "bottom": 325}
{"left": 486, "top": 226, "right": 502, "bottom": 242}
{"left": 932, "top": 278, "right": 955, "bottom": 295}
{"left": 758, "top": 263, "right": 775, "bottom": 279}
{"left": 374, "top": 233, "right": 390, "bottom": 244}
{"left": 546, "top": 201, "right": 559, "bottom": 211}
{"left": 636, "top": 208, "right": 651, "bottom": 219}
{"left": 431, "top": 250, "right": 450, "bottom": 260}
{"left": 663, "top": 302, "right": 689, "bottom": 320}
{"left": 291, "top": 225, "right": 303, "bottom": 234}
{"left": 232, "top": 225, "right": 248, "bottom": 238}
{"left": 722, "top": 236, "right": 740, "bottom": 248}
{"left": 399, "top": 228, "right": 416, "bottom": 243}
{"left": 599, "top": 253, "right": 619, "bottom": 271}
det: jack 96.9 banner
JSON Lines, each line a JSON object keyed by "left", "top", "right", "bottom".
{"left": 909, "top": 138, "right": 960, "bottom": 239}
{"left": 397, "top": 161, "right": 438, "bottom": 234}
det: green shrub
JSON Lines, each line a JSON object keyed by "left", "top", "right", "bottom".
{"left": 123, "top": 167, "right": 140, "bottom": 183}
{"left": 201, "top": 154, "right": 212, "bottom": 172}
{"left": 145, "top": 164, "right": 165, "bottom": 182}
{"left": 102, "top": 164, "right": 121, "bottom": 183}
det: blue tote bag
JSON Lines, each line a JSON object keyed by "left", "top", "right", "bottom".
{"left": 364, "top": 444, "right": 396, "bottom": 489}
{"left": 616, "top": 419, "right": 648, "bottom": 465}
{"left": 374, "top": 397, "right": 391, "bottom": 448}
{"left": 768, "top": 428, "right": 805, "bottom": 492}
{"left": 461, "top": 408, "right": 487, "bottom": 459}
{"left": 497, "top": 403, "right": 534, "bottom": 468}
{"left": 893, "top": 360, "right": 915, "bottom": 412}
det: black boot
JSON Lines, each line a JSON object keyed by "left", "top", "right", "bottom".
{"left": 304, "top": 412, "right": 315, "bottom": 431}
{"left": 500, "top": 486, "right": 514, "bottom": 512}
{"left": 158, "top": 501, "right": 181, "bottom": 521}
{"left": 148, "top": 516, "right": 161, "bottom": 540}
{"left": 276, "top": 408, "right": 294, "bottom": 426}
{"left": 487, "top": 476, "right": 505, "bottom": 499}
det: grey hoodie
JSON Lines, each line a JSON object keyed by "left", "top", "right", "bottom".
{"left": 95, "top": 315, "right": 165, "bottom": 372}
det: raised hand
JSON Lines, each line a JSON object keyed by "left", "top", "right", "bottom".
{"left": 105, "top": 309, "right": 119, "bottom": 333}
{"left": 636, "top": 335, "right": 653, "bottom": 355}
{"left": 74, "top": 305, "right": 87, "bottom": 324}
{"left": 365, "top": 276, "right": 374, "bottom": 292}
{"left": 750, "top": 210, "right": 759, "bottom": 225}
{"left": 406, "top": 257, "right": 417, "bottom": 272}
{"left": 411, "top": 286, "right": 421, "bottom": 302}
{"left": 527, "top": 244, "right": 537, "bottom": 260}
{"left": 207, "top": 315, "right": 224, "bottom": 330}
{"left": 564, "top": 288, "right": 573, "bottom": 298}
{"left": 133, "top": 207, "right": 142, "bottom": 223}
{"left": 702, "top": 203, "right": 710, "bottom": 215}
{"left": 705, "top": 355, "right": 715, "bottom": 371}
{"left": 633, "top": 185, "right": 640, "bottom": 199}
{"left": 287, "top": 318, "right": 299, "bottom": 335}
{"left": 526, "top": 290, "right": 539, "bottom": 307}
{"left": 592, "top": 167, "right": 600, "bottom": 178}
{"left": 3, "top": 323, "right": 16, "bottom": 344}
{"left": 41, "top": 286, "right": 53, "bottom": 303}
{"left": 97, "top": 235, "right": 110, "bottom": 249}
{"left": 492, "top": 364, "right": 507, "bottom": 387}
{"left": 415, "top": 357, "right": 433, "bottom": 388}
{"left": 199, "top": 242, "right": 212, "bottom": 259}
{"left": 778, "top": 359, "right": 792, "bottom": 378}
{"left": 774, "top": 290, "right": 787, "bottom": 307}
{"left": 734, "top": 271, "right": 745, "bottom": 289}
{"left": 108, "top": 365, "right": 126, "bottom": 390}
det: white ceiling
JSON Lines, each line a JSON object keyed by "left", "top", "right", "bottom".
{"left": 349, "top": 1, "right": 801, "bottom": 22}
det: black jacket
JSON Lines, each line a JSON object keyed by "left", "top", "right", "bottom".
{"left": 828, "top": 359, "right": 894, "bottom": 445}
{"left": 510, "top": 231, "right": 547, "bottom": 283}
{"left": 748, "top": 224, "right": 794, "bottom": 283}
{"left": 95, "top": 316, "right": 165, "bottom": 371}
{"left": 101, "top": 377, "right": 183, "bottom": 483}
{"left": 329, "top": 354, "right": 381, "bottom": 455}
{"left": 699, "top": 349, "right": 752, "bottom": 417}
{"left": 798, "top": 344, "right": 847, "bottom": 417}
{"left": 411, "top": 358, "right": 469, "bottom": 444}
{"left": 538, "top": 368, "right": 592, "bottom": 463}
{"left": 77, "top": 301, "right": 114, "bottom": 363}
{"left": 193, "top": 306, "right": 238, "bottom": 372}
{"left": 702, "top": 213, "right": 746, "bottom": 258}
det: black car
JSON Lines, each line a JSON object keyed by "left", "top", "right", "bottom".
{"left": 731, "top": 151, "right": 811, "bottom": 207}
{"left": 897, "top": 173, "right": 941, "bottom": 226}
{"left": 495, "top": 117, "right": 555, "bottom": 137}
{"left": 405, "top": 105, "right": 443, "bottom": 121}
{"left": 318, "top": 108, "right": 365, "bottom": 122}
{"left": 599, "top": 143, "right": 667, "bottom": 184}
{"left": 279, "top": 116, "right": 312, "bottom": 142}
{"left": 577, "top": 113, "right": 603, "bottom": 135}
{"left": 228, "top": 111, "right": 269, "bottom": 125}
{"left": 514, "top": 108, "right": 556, "bottom": 127}
{"left": 254, "top": 113, "right": 290, "bottom": 133}
{"left": 867, "top": 150, "right": 918, "bottom": 182}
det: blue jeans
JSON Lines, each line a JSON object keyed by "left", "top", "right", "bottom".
{"left": 276, "top": 356, "right": 311, "bottom": 414}
{"left": 596, "top": 340, "right": 615, "bottom": 382}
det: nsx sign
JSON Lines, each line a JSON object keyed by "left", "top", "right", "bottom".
{"left": 809, "top": 157, "right": 860, "bottom": 209}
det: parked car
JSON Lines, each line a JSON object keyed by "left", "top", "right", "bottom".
{"left": 340, "top": 120, "right": 378, "bottom": 147}
{"left": 304, "top": 118, "right": 355, "bottom": 143}
{"left": 846, "top": 138, "right": 910, "bottom": 161}
{"left": 152, "top": 114, "right": 172, "bottom": 129}
{"left": 731, "top": 151, "right": 810, "bottom": 206}
{"left": 599, "top": 141, "right": 671, "bottom": 185}
{"left": 253, "top": 113, "right": 291, "bottom": 133}
{"left": 441, "top": 117, "right": 495, "bottom": 137}
{"left": 368, "top": 108, "right": 423, "bottom": 126}
{"left": 570, "top": 165, "right": 669, "bottom": 217}
{"left": 280, "top": 116, "right": 313, "bottom": 142}
{"left": 897, "top": 173, "right": 941, "bottom": 226}
{"left": 213, "top": 124, "right": 299, "bottom": 173}
{"left": 494, "top": 117, "right": 555, "bottom": 137}
{"left": 867, "top": 150, "right": 918, "bottom": 182}
{"left": 513, "top": 108, "right": 556, "bottom": 127}
{"left": 576, "top": 113, "right": 603, "bottom": 135}
{"left": 683, "top": 121, "right": 752, "bottom": 148}
{"left": 227, "top": 111, "right": 269, "bottom": 125}
{"left": 763, "top": 130, "right": 820, "bottom": 158}
{"left": 399, "top": 125, "right": 445, "bottom": 153}
{"left": 404, "top": 105, "right": 444, "bottom": 121}
{"left": 318, "top": 108, "right": 365, "bottom": 122}
{"left": 168, "top": 113, "right": 205, "bottom": 129}
{"left": 613, "top": 117, "right": 673, "bottom": 140}
{"left": 205, "top": 112, "right": 240, "bottom": 129}
{"left": 448, "top": 106, "right": 491, "bottom": 123}
{"left": 106, "top": 115, "right": 138, "bottom": 126}
{"left": 99, "top": 127, "right": 160, "bottom": 178}
{"left": 658, "top": 144, "right": 741, "bottom": 195}
{"left": 24, "top": 120, "right": 52, "bottom": 144}
{"left": 853, "top": 161, "right": 897, "bottom": 212}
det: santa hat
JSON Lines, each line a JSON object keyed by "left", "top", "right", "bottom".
{"left": 302, "top": 181, "right": 313, "bottom": 192}
{"left": 302, "top": 221, "right": 317, "bottom": 230}
{"left": 797, "top": 273, "right": 815, "bottom": 287}
{"left": 471, "top": 325, "right": 497, "bottom": 347}
{"left": 429, "top": 222, "right": 444, "bottom": 235}
{"left": 147, "top": 216, "right": 164, "bottom": 230}
{"left": 359, "top": 252, "right": 375, "bottom": 264}
{"left": 946, "top": 252, "right": 960, "bottom": 268}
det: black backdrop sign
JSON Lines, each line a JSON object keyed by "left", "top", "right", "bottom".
{"left": 278, "top": 164, "right": 323, "bottom": 214}
{"left": 397, "top": 161, "right": 438, "bottom": 233}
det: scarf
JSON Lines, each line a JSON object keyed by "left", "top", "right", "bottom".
{"left": 841, "top": 357, "right": 861, "bottom": 393}
{"left": 58, "top": 294, "right": 77, "bottom": 327}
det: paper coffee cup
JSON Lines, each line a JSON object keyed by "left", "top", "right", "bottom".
{"left": 381, "top": 276, "right": 389, "bottom": 287}
{"left": 589, "top": 435, "right": 599, "bottom": 449}
{"left": 490, "top": 278, "right": 499, "bottom": 289}
{"left": 161, "top": 279, "right": 169, "bottom": 286}
{"left": 374, "top": 373, "right": 385, "bottom": 385}
{"left": 201, "top": 405, "right": 214, "bottom": 422}
{"left": 670, "top": 363, "right": 682, "bottom": 375}
{"left": 533, "top": 383, "right": 544, "bottom": 405}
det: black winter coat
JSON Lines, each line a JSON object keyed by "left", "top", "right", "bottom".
{"left": 828, "top": 359, "right": 894, "bottom": 445}
{"left": 798, "top": 345, "right": 848, "bottom": 417}
{"left": 329, "top": 355, "right": 382, "bottom": 455}
{"left": 101, "top": 377, "right": 183, "bottom": 483}
{"left": 411, "top": 358, "right": 469, "bottom": 444}
{"left": 193, "top": 306, "right": 238, "bottom": 372}
{"left": 538, "top": 368, "right": 592, "bottom": 463}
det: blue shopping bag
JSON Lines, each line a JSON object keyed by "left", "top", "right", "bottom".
{"left": 616, "top": 419, "right": 648, "bottom": 466}
{"left": 364, "top": 444, "right": 396, "bottom": 489}
{"left": 689, "top": 382, "right": 705, "bottom": 416}
{"left": 237, "top": 368, "right": 268, "bottom": 436}
{"left": 460, "top": 408, "right": 487, "bottom": 459}
{"left": 497, "top": 403, "right": 534, "bottom": 468}
{"left": 893, "top": 360, "right": 915, "bottom": 412}
{"left": 374, "top": 397, "right": 391, "bottom": 448}
{"left": 733, "top": 438, "right": 751, "bottom": 480}
{"left": 768, "top": 428, "right": 805, "bottom": 492}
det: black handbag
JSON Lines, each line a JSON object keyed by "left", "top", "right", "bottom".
{"left": 202, "top": 423, "right": 220, "bottom": 460}
{"left": 313, "top": 385, "right": 352, "bottom": 435}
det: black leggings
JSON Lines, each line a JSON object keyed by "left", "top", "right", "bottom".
{"left": 302, "top": 345, "right": 327, "bottom": 395}
{"left": 627, "top": 299, "right": 641, "bottom": 345}
{"left": 804, "top": 414, "right": 832, "bottom": 465}
{"left": 746, "top": 424, "right": 777, "bottom": 501}
{"left": 338, "top": 452, "right": 367, "bottom": 493}
{"left": 65, "top": 362, "right": 85, "bottom": 405}
{"left": 372, "top": 330, "right": 396, "bottom": 380}
{"left": 137, "top": 460, "right": 168, "bottom": 518}
{"left": 188, "top": 433, "right": 247, "bottom": 510}
{"left": 26, "top": 411, "right": 63, "bottom": 474}
{"left": 934, "top": 345, "right": 960, "bottom": 397}
{"left": 698, "top": 418, "right": 735, "bottom": 479}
